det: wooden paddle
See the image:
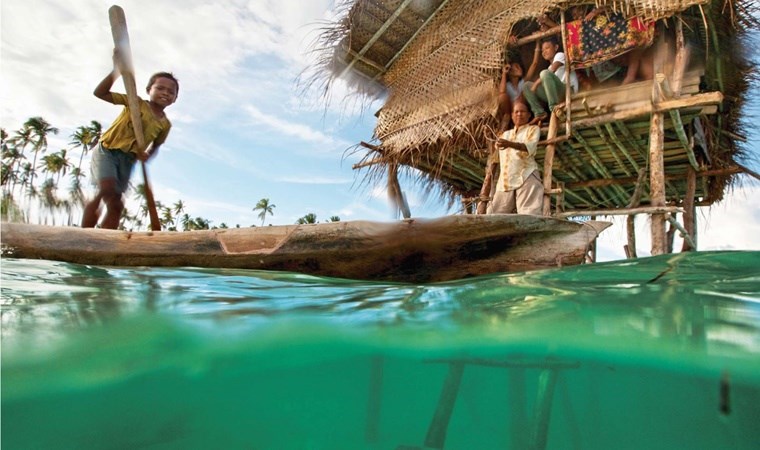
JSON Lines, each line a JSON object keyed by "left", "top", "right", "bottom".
{"left": 108, "top": 5, "right": 161, "bottom": 231}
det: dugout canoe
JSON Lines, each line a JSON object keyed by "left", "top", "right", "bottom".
{"left": 1, "top": 216, "right": 610, "bottom": 282}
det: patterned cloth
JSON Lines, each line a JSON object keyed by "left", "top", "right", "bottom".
{"left": 565, "top": 13, "right": 655, "bottom": 69}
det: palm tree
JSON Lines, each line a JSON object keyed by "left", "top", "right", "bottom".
{"left": 297, "top": 213, "right": 317, "bottom": 224}
{"left": 181, "top": 213, "right": 192, "bottom": 231}
{"left": 181, "top": 215, "right": 211, "bottom": 230}
{"left": 161, "top": 205, "right": 175, "bottom": 230}
{"left": 6, "top": 126, "right": 32, "bottom": 194}
{"left": 172, "top": 200, "right": 185, "bottom": 230}
{"left": 68, "top": 167, "right": 86, "bottom": 204}
{"left": 1, "top": 192, "right": 25, "bottom": 222}
{"left": 24, "top": 117, "right": 58, "bottom": 189}
{"left": 70, "top": 121, "right": 101, "bottom": 171}
{"left": 1, "top": 128, "right": 15, "bottom": 188}
{"left": 253, "top": 198, "right": 275, "bottom": 226}
{"left": 192, "top": 217, "right": 211, "bottom": 230}
{"left": 38, "top": 178, "right": 59, "bottom": 225}
{"left": 38, "top": 149, "right": 71, "bottom": 224}
{"left": 40, "top": 149, "right": 70, "bottom": 184}
{"left": 329, "top": 216, "right": 341, "bottom": 222}
{"left": 67, "top": 168, "right": 86, "bottom": 222}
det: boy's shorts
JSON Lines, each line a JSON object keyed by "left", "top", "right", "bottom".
{"left": 90, "top": 143, "right": 137, "bottom": 194}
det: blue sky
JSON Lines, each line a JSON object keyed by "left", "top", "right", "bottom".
{"left": 2, "top": 0, "right": 758, "bottom": 262}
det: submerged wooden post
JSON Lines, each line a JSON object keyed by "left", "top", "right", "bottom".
{"left": 424, "top": 362, "right": 465, "bottom": 449}
{"left": 531, "top": 368, "right": 560, "bottom": 450}
{"left": 649, "top": 35, "right": 668, "bottom": 255}
{"left": 543, "top": 113, "right": 559, "bottom": 216}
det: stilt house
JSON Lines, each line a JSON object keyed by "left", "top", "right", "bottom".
{"left": 310, "top": 0, "right": 758, "bottom": 258}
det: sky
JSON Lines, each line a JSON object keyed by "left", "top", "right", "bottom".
{"left": 1, "top": 0, "right": 758, "bottom": 263}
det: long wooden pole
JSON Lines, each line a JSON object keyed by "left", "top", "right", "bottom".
{"left": 542, "top": 113, "right": 559, "bottom": 216}
{"left": 560, "top": 10, "right": 571, "bottom": 138}
{"left": 109, "top": 5, "right": 161, "bottom": 231}
{"left": 649, "top": 35, "right": 668, "bottom": 255}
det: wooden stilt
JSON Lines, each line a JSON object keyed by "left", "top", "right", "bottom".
{"left": 682, "top": 166, "right": 697, "bottom": 251}
{"left": 543, "top": 113, "right": 559, "bottom": 216}
{"left": 626, "top": 215, "right": 637, "bottom": 259}
{"left": 666, "top": 217, "right": 677, "bottom": 253}
{"left": 531, "top": 368, "right": 560, "bottom": 450}
{"left": 560, "top": 11, "right": 572, "bottom": 137}
{"left": 423, "top": 362, "right": 465, "bottom": 449}
{"left": 667, "top": 214, "right": 697, "bottom": 250}
{"left": 477, "top": 140, "right": 498, "bottom": 214}
{"left": 650, "top": 35, "right": 668, "bottom": 256}
{"left": 388, "top": 163, "right": 411, "bottom": 219}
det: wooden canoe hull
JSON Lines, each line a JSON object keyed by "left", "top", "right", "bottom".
{"left": 1, "top": 216, "right": 610, "bottom": 282}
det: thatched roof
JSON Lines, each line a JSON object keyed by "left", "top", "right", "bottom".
{"left": 311, "top": 0, "right": 758, "bottom": 212}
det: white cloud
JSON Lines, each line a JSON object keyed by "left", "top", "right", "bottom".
{"left": 242, "top": 104, "right": 350, "bottom": 149}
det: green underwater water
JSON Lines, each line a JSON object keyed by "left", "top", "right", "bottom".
{"left": 1, "top": 251, "right": 759, "bottom": 449}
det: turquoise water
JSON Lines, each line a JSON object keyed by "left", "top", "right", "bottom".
{"left": 2, "top": 252, "right": 759, "bottom": 449}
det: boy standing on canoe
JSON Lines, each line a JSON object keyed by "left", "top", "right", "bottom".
{"left": 81, "top": 52, "right": 178, "bottom": 229}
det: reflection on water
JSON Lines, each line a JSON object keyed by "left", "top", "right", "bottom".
{"left": 2, "top": 252, "right": 760, "bottom": 449}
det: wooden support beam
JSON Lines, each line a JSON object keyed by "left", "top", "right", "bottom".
{"left": 388, "top": 163, "right": 411, "bottom": 219}
{"left": 626, "top": 215, "right": 637, "bottom": 259}
{"left": 514, "top": 26, "right": 561, "bottom": 46}
{"left": 340, "top": 0, "right": 415, "bottom": 80}
{"left": 672, "top": 18, "right": 687, "bottom": 96}
{"left": 423, "top": 362, "right": 465, "bottom": 449}
{"left": 340, "top": 45, "right": 387, "bottom": 72}
{"left": 556, "top": 206, "right": 683, "bottom": 219}
{"left": 666, "top": 213, "right": 696, "bottom": 251}
{"left": 668, "top": 108, "right": 700, "bottom": 170}
{"left": 570, "top": 91, "right": 723, "bottom": 129}
{"left": 681, "top": 166, "right": 697, "bottom": 252}
{"left": 353, "top": 157, "right": 385, "bottom": 170}
{"left": 565, "top": 165, "right": 745, "bottom": 189}
{"left": 560, "top": 12, "right": 572, "bottom": 138}
{"left": 476, "top": 141, "right": 498, "bottom": 214}
{"left": 735, "top": 162, "right": 760, "bottom": 182}
{"left": 650, "top": 36, "right": 668, "bottom": 256}
{"left": 543, "top": 113, "right": 560, "bottom": 216}
{"left": 374, "top": 0, "right": 452, "bottom": 78}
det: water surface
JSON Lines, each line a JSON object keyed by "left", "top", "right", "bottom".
{"left": 2, "top": 252, "right": 759, "bottom": 449}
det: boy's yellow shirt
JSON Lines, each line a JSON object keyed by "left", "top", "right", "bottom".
{"left": 100, "top": 93, "right": 171, "bottom": 154}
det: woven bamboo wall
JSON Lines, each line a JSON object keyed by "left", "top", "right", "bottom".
{"left": 371, "top": 0, "right": 707, "bottom": 153}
